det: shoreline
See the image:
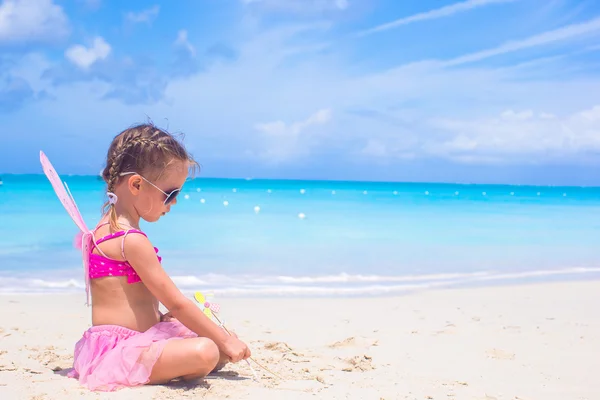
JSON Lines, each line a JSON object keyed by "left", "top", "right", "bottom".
{"left": 1, "top": 267, "right": 599, "bottom": 298}
{"left": 1, "top": 280, "right": 599, "bottom": 399}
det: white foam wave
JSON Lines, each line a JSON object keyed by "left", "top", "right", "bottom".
{"left": 469, "top": 267, "right": 600, "bottom": 281}
{"left": 189, "top": 280, "right": 459, "bottom": 296}
{"left": 0, "top": 267, "right": 598, "bottom": 296}
{"left": 0, "top": 276, "right": 84, "bottom": 292}
{"left": 172, "top": 276, "right": 208, "bottom": 286}
{"left": 272, "top": 271, "right": 490, "bottom": 284}
{"left": 168, "top": 271, "right": 492, "bottom": 286}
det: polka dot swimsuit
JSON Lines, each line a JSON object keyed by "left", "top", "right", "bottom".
{"left": 89, "top": 223, "right": 161, "bottom": 283}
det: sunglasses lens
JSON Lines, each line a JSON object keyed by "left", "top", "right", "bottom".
{"left": 165, "top": 190, "right": 180, "bottom": 205}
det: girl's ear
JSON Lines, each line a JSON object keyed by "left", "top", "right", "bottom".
{"left": 127, "top": 175, "right": 142, "bottom": 196}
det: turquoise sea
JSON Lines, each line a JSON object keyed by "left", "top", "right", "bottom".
{"left": 1, "top": 174, "right": 599, "bottom": 297}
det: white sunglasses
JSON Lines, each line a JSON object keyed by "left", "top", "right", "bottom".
{"left": 120, "top": 172, "right": 182, "bottom": 205}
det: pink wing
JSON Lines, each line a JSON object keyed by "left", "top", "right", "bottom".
{"left": 40, "top": 151, "right": 92, "bottom": 305}
{"left": 40, "top": 151, "right": 89, "bottom": 233}
{"left": 81, "top": 233, "right": 93, "bottom": 306}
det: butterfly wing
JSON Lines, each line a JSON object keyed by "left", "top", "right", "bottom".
{"left": 203, "top": 308, "right": 213, "bottom": 319}
{"left": 40, "top": 151, "right": 92, "bottom": 305}
{"left": 39, "top": 151, "right": 89, "bottom": 233}
{"left": 81, "top": 233, "right": 93, "bottom": 306}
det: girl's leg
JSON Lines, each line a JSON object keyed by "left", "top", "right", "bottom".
{"left": 148, "top": 337, "right": 220, "bottom": 384}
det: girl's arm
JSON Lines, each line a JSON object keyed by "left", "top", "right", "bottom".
{"left": 124, "top": 233, "right": 251, "bottom": 363}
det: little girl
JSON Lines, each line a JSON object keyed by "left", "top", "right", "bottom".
{"left": 66, "top": 123, "right": 251, "bottom": 391}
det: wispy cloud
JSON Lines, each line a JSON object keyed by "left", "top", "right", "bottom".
{"left": 255, "top": 109, "right": 333, "bottom": 162}
{"left": 171, "top": 29, "right": 199, "bottom": 78}
{"left": 174, "top": 30, "right": 195, "bottom": 57}
{"left": 424, "top": 105, "right": 600, "bottom": 164}
{"left": 256, "top": 108, "right": 332, "bottom": 136}
{"left": 443, "top": 15, "right": 600, "bottom": 66}
{"left": 3, "top": 0, "right": 600, "bottom": 183}
{"left": 125, "top": 5, "right": 160, "bottom": 24}
{"left": 355, "top": 0, "right": 517, "bottom": 37}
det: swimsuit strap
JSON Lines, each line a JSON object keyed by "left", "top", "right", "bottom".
{"left": 120, "top": 229, "right": 147, "bottom": 259}
{"left": 94, "top": 228, "right": 147, "bottom": 260}
{"left": 90, "top": 222, "right": 110, "bottom": 258}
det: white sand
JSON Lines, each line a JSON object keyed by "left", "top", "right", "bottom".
{"left": 0, "top": 281, "right": 599, "bottom": 399}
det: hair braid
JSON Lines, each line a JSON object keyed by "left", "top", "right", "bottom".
{"left": 103, "top": 136, "right": 162, "bottom": 231}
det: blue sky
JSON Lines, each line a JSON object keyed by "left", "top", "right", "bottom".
{"left": 1, "top": 0, "right": 600, "bottom": 185}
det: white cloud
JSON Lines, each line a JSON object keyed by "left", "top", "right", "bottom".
{"left": 356, "top": 0, "right": 516, "bottom": 37}
{"left": 65, "top": 37, "right": 111, "bottom": 69}
{"left": 9, "top": 13, "right": 600, "bottom": 176}
{"left": 256, "top": 108, "right": 331, "bottom": 136}
{"left": 444, "top": 15, "right": 600, "bottom": 66}
{"left": 539, "top": 112, "right": 556, "bottom": 120}
{"left": 579, "top": 105, "right": 600, "bottom": 122}
{"left": 174, "top": 29, "right": 195, "bottom": 56}
{"left": 151, "top": 20, "right": 600, "bottom": 167}
{"left": 0, "top": 0, "right": 69, "bottom": 43}
{"left": 361, "top": 139, "right": 388, "bottom": 157}
{"left": 126, "top": 5, "right": 160, "bottom": 24}
{"left": 500, "top": 109, "right": 534, "bottom": 120}
{"left": 254, "top": 108, "right": 332, "bottom": 161}
{"left": 423, "top": 105, "right": 600, "bottom": 164}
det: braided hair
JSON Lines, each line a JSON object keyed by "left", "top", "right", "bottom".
{"left": 101, "top": 123, "right": 198, "bottom": 232}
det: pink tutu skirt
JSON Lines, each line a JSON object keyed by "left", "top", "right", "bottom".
{"left": 67, "top": 321, "right": 197, "bottom": 391}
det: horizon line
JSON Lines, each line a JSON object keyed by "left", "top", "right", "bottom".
{"left": 0, "top": 173, "right": 598, "bottom": 189}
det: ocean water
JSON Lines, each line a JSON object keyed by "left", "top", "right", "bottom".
{"left": 1, "top": 174, "right": 600, "bottom": 297}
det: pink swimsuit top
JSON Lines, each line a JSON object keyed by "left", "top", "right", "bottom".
{"left": 88, "top": 223, "right": 161, "bottom": 284}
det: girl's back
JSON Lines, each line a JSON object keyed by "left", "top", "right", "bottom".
{"left": 89, "top": 221, "right": 161, "bottom": 332}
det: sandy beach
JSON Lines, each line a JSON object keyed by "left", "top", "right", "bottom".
{"left": 0, "top": 281, "right": 598, "bottom": 400}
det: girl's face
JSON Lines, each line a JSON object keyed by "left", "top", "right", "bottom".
{"left": 130, "top": 160, "right": 189, "bottom": 222}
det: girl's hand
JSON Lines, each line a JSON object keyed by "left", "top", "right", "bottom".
{"left": 160, "top": 312, "right": 177, "bottom": 322}
{"left": 222, "top": 335, "right": 251, "bottom": 363}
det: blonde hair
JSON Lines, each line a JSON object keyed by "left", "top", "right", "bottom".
{"left": 101, "top": 123, "right": 198, "bottom": 232}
